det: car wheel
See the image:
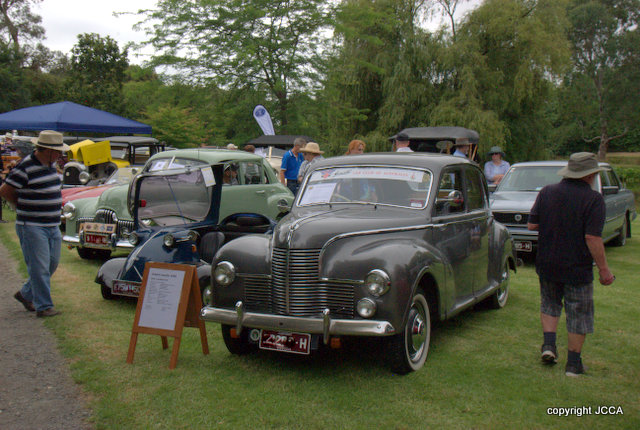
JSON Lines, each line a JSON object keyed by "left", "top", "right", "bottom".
{"left": 77, "top": 247, "right": 112, "bottom": 260}
{"left": 487, "top": 261, "right": 510, "bottom": 309}
{"left": 221, "top": 324, "right": 253, "bottom": 355}
{"left": 612, "top": 216, "right": 628, "bottom": 247}
{"left": 100, "top": 285, "right": 114, "bottom": 300}
{"left": 386, "top": 292, "right": 431, "bottom": 374}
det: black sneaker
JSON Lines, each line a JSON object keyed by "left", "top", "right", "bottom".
{"left": 541, "top": 344, "right": 557, "bottom": 364}
{"left": 565, "top": 361, "right": 586, "bottom": 377}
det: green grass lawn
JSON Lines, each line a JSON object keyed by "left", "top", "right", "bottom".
{"left": 1, "top": 210, "right": 639, "bottom": 429}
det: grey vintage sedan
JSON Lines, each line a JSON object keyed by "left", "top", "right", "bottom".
{"left": 490, "top": 161, "right": 636, "bottom": 254}
{"left": 200, "top": 153, "right": 517, "bottom": 373}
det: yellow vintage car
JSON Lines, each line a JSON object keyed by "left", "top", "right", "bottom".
{"left": 62, "top": 136, "right": 165, "bottom": 187}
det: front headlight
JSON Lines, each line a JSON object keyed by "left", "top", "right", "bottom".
{"left": 62, "top": 202, "right": 76, "bottom": 220}
{"left": 357, "top": 298, "right": 377, "bottom": 318}
{"left": 163, "top": 234, "right": 175, "bottom": 248}
{"left": 128, "top": 232, "right": 139, "bottom": 246}
{"left": 364, "top": 269, "right": 391, "bottom": 297}
{"left": 79, "top": 171, "right": 90, "bottom": 185}
{"left": 214, "top": 261, "right": 235, "bottom": 286}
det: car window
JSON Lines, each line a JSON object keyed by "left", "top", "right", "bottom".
{"left": 603, "top": 169, "right": 620, "bottom": 188}
{"left": 498, "top": 166, "right": 563, "bottom": 191}
{"left": 239, "top": 161, "right": 264, "bottom": 185}
{"left": 435, "top": 168, "right": 464, "bottom": 216}
{"left": 145, "top": 157, "right": 208, "bottom": 173}
{"left": 465, "top": 167, "right": 486, "bottom": 210}
{"left": 299, "top": 166, "right": 431, "bottom": 209}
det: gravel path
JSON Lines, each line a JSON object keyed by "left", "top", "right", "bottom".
{"left": 0, "top": 239, "right": 93, "bottom": 430}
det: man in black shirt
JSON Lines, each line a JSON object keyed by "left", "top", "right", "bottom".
{"left": 528, "top": 152, "right": 615, "bottom": 376}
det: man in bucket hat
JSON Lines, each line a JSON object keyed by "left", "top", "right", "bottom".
{"left": 527, "top": 152, "right": 615, "bottom": 376}
{"left": 297, "top": 142, "right": 324, "bottom": 183}
{"left": 0, "top": 130, "right": 69, "bottom": 317}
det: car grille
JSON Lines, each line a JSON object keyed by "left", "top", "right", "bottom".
{"left": 76, "top": 209, "right": 135, "bottom": 238}
{"left": 493, "top": 212, "right": 529, "bottom": 226}
{"left": 243, "top": 248, "right": 355, "bottom": 318}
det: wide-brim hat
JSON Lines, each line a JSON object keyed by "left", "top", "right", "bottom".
{"left": 395, "top": 132, "right": 409, "bottom": 142}
{"left": 488, "top": 146, "right": 505, "bottom": 156}
{"left": 300, "top": 142, "right": 324, "bottom": 155}
{"left": 453, "top": 137, "right": 471, "bottom": 147}
{"left": 557, "top": 152, "right": 605, "bottom": 179}
{"left": 31, "top": 130, "right": 69, "bottom": 152}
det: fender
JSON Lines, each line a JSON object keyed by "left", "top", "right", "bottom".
{"left": 320, "top": 231, "right": 449, "bottom": 331}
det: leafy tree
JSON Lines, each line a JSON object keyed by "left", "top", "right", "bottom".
{"left": 143, "top": 105, "right": 210, "bottom": 147}
{"left": 0, "top": 39, "right": 29, "bottom": 110}
{"left": 0, "top": 0, "right": 43, "bottom": 52}
{"left": 137, "top": 0, "right": 334, "bottom": 130}
{"left": 562, "top": 0, "right": 640, "bottom": 159}
{"left": 442, "top": 0, "right": 571, "bottom": 160}
{"left": 65, "top": 33, "right": 129, "bottom": 114}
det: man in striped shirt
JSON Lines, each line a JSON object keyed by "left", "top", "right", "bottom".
{"left": 0, "top": 130, "right": 69, "bottom": 317}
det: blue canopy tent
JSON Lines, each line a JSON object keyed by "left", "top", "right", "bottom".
{"left": 0, "top": 101, "right": 152, "bottom": 134}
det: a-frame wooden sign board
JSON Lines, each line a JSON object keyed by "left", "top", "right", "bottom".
{"left": 126, "top": 262, "right": 209, "bottom": 369}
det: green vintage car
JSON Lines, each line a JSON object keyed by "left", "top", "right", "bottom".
{"left": 62, "top": 148, "right": 293, "bottom": 259}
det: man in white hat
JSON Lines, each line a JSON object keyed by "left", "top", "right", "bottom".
{"left": 527, "top": 152, "right": 614, "bottom": 376}
{"left": 0, "top": 130, "right": 69, "bottom": 317}
{"left": 297, "top": 142, "right": 324, "bottom": 183}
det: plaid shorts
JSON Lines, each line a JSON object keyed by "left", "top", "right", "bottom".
{"left": 540, "top": 279, "right": 594, "bottom": 334}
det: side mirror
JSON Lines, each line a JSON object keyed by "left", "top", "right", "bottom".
{"left": 277, "top": 199, "right": 291, "bottom": 214}
{"left": 488, "top": 184, "right": 497, "bottom": 193}
{"left": 602, "top": 185, "right": 619, "bottom": 195}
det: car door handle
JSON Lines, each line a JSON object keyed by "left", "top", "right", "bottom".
{"left": 255, "top": 190, "right": 266, "bottom": 194}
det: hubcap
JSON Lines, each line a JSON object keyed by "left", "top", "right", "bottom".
{"left": 408, "top": 305, "right": 427, "bottom": 362}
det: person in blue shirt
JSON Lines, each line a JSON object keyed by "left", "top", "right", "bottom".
{"left": 452, "top": 137, "right": 471, "bottom": 158}
{"left": 484, "top": 146, "right": 510, "bottom": 185}
{"left": 280, "top": 137, "right": 306, "bottom": 195}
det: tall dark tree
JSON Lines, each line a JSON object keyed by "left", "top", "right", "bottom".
{"left": 137, "top": 0, "right": 334, "bottom": 130}
{"left": 65, "top": 33, "right": 129, "bottom": 114}
{"left": 563, "top": 0, "right": 640, "bottom": 159}
{"left": 0, "top": 0, "right": 43, "bottom": 52}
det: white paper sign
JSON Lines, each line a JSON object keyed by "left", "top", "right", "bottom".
{"left": 138, "top": 268, "right": 186, "bottom": 331}
{"left": 201, "top": 166, "right": 216, "bottom": 187}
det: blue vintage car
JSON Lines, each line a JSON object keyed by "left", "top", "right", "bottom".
{"left": 200, "top": 153, "right": 517, "bottom": 373}
{"left": 95, "top": 163, "right": 284, "bottom": 300}
{"left": 490, "top": 161, "right": 637, "bottom": 254}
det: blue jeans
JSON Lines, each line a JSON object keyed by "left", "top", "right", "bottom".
{"left": 16, "top": 224, "right": 61, "bottom": 311}
{"left": 286, "top": 179, "right": 299, "bottom": 196}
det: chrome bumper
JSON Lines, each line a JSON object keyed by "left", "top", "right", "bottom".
{"left": 62, "top": 234, "right": 134, "bottom": 250}
{"left": 200, "top": 301, "right": 396, "bottom": 344}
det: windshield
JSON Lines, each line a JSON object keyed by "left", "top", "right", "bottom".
{"left": 298, "top": 166, "right": 431, "bottom": 209}
{"left": 104, "top": 167, "right": 139, "bottom": 186}
{"left": 497, "top": 166, "right": 564, "bottom": 192}
{"left": 136, "top": 168, "right": 214, "bottom": 224}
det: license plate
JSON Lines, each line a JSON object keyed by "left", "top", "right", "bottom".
{"left": 515, "top": 241, "right": 533, "bottom": 252}
{"left": 112, "top": 280, "right": 141, "bottom": 297}
{"left": 84, "top": 233, "right": 111, "bottom": 246}
{"left": 259, "top": 330, "right": 311, "bottom": 355}
{"left": 81, "top": 223, "right": 116, "bottom": 248}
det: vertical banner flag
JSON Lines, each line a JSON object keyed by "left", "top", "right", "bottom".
{"left": 253, "top": 105, "right": 275, "bottom": 135}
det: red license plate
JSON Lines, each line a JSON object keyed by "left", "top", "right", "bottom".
{"left": 84, "top": 233, "right": 111, "bottom": 246}
{"left": 515, "top": 241, "right": 533, "bottom": 252}
{"left": 112, "top": 280, "right": 141, "bottom": 297}
{"left": 259, "top": 330, "right": 311, "bottom": 355}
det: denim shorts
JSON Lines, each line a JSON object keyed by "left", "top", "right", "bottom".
{"left": 540, "top": 279, "right": 594, "bottom": 334}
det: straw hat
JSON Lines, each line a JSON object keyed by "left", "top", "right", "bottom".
{"left": 31, "top": 130, "right": 70, "bottom": 152}
{"left": 453, "top": 137, "right": 470, "bottom": 147}
{"left": 557, "top": 152, "right": 605, "bottom": 179}
{"left": 300, "top": 142, "right": 324, "bottom": 155}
